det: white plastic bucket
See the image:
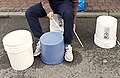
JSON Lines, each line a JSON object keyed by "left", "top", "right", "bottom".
{"left": 50, "top": 14, "right": 64, "bottom": 34}
{"left": 2, "top": 30, "right": 34, "bottom": 70}
{"left": 94, "top": 15, "right": 118, "bottom": 48}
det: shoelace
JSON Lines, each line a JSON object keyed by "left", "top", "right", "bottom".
{"left": 66, "top": 46, "right": 72, "bottom": 53}
{"left": 36, "top": 41, "right": 40, "bottom": 48}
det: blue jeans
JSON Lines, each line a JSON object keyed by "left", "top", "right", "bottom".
{"left": 25, "top": 0, "right": 74, "bottom": 44}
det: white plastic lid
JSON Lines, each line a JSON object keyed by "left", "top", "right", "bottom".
{"left": 97, "top": 15, "right": 117, "bottom": 24}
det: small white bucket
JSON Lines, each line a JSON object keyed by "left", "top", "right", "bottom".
{"left": 2, "top": 30, "right": 34, "bottom": 70}
{"left": 94, "top": 15, "right": 118, "bottom": 49}
{"left": 50, "top": 14, "right": 64, "bottom": 34}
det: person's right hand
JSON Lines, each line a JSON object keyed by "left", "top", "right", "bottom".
{"left": 47, "top": 12, "right": 54, "bottom": 19}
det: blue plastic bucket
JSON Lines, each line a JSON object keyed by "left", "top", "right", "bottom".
{"left": 40, "top": 32, "right": 64, "bottom": 64}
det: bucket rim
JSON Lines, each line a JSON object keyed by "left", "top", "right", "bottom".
{"left": 2, "top": 30, "right": 32, "bottom": 46}
{"left": 4, "top": 44, "right": 33, "bottom": 54}
{"left": 40, "top": 32, "right": 64, "bottom": 46}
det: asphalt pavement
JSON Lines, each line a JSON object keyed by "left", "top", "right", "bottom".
{"left": 0, "top": 17, "right": 120, "bottom": 78}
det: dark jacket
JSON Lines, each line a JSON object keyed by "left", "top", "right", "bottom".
{"left": 41, "top": 0, "right": 78, "bottom": 16}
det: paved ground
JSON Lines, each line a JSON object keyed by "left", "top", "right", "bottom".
{"left": 0, "top": 17, "right": 120, "bottom": 78}
{"left": 0, "top": 0, "right": 120, "bottom": 12}
{"left": 0, "top": 0, "right": 120, "bottom": 78}
{"left": 86, "top": 0, "right": 120, "bottom": 12}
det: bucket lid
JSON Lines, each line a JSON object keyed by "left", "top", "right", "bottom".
{"left": 2, "top": 30, "right": 32, "bottom": 46}
{"left": 40, "top": 32, "right": 63, "bottom": 45}
{"left": 97, "top": 15, "right": 117, "bottom": 24}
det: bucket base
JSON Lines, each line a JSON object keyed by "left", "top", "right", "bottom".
{"left": 9, "top": 46, "right": 34, "bottom": 70}
{"left": 41, "top": 56, "right": 64, "bottom": 65}
{"left": 94, "top": 35, "right": 116, "bottom": 49}
{"left": 12, "top": 58, "right": 34, "bottom": 70}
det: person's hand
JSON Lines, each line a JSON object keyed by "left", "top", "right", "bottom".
{"left": 73, "top": 24, "right": 76, "bottom": 31}
{"left": 47, "top": 12, "right": 54, "bottom": 19}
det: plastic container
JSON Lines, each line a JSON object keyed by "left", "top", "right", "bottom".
{"left": 94, "top": 15, "right": 117, "bottom": 49}
{"left": 78, "top": 0, "right": 86, "bottom": 12}
{"left": 40, "top": 32, "right": 64, "bottom": 64}
{"left": 2, "top": 30, "right": 34, "bottom": 70}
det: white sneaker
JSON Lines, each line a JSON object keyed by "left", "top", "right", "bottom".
{"left": 64, "top": 45, "right": 73, "bottom": 62}
{"left": 34, "top": 40, "right": 41, "bottom": 56}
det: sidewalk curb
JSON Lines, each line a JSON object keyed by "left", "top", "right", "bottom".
{"left": 0, "top": 12, "right": 25, "bottom": 18}
{"left": 9, "top": 12, "right": 25, "bottom": 17}
{"left": 77, "top": 12, "right": 108, "bottom": 17}
{"left": 0, "top": 12, "right": 9, "bottom": 18}
{"left": 0, "top": 12, "right": 120, "bottom": 18}
{"left": 109, "top": 12, "right": 120, "bottom": 18}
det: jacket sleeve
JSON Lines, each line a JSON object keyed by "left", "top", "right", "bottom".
{"left": 72, "top": 0, "right": 78, "bottom": 23}
{"left": 41, "top": 0, "right": 53, "bottom": 14}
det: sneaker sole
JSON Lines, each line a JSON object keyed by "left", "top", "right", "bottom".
{"left": 34, "top": 52, "right": 40, "bottom": 57}
{"left": 65, "top": 57, "right": 73, "bottom": 62}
